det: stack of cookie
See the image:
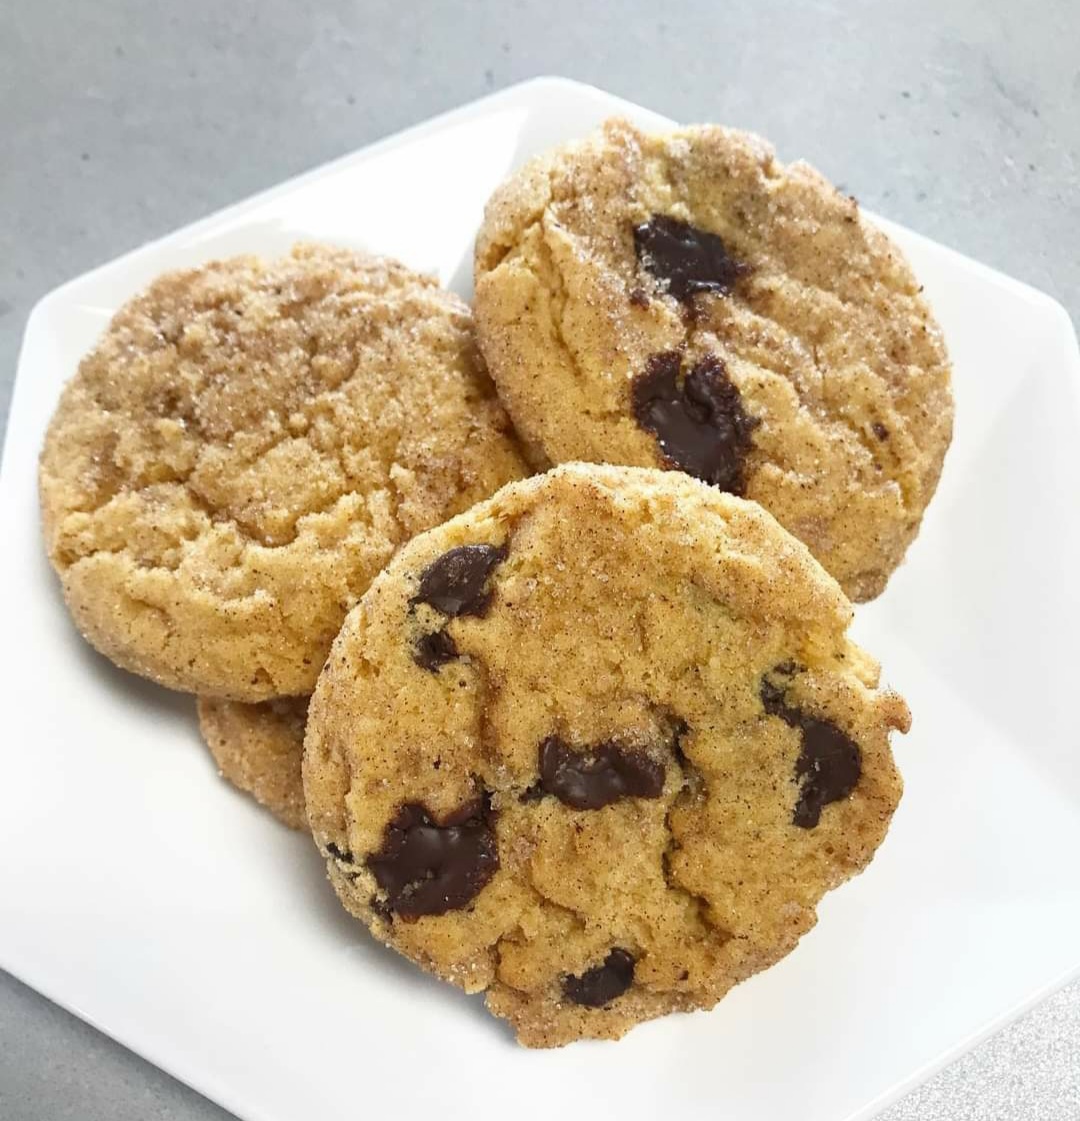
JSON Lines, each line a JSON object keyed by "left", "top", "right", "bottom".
{"left": 39, "top": 118, "right": 952, "bottom": 1047}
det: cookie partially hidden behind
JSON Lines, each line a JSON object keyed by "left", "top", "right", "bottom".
{"left": 304, "top": 463, "right": 909, "bottom": 1047}
{"left": 474, "top": 118, "right": 954, "bottom": 601}
{"left": 198, "top": 696, "right": 309, "bottom": 831}
{"left": 40, "top": 244, "right": 528, "bottom": 700}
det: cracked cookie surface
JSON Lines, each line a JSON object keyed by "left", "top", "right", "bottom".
{"left": 197, "top": 695, "right": 309, "bottom": 830}
{"left": 40, "top": 244, "right": 528, "bottom": 700}
{"left": 303, "top": 463, "right": 909, "bottom": 1046}
{"left": 474, "top": 118, "right": 953, "bottom": 601}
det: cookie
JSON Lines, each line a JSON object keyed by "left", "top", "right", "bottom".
{"left": 197, "top": 696, "right": 309, "bottom": 830}
{"left": 39, "top": 243, "right": 528, "bottom": 700}
{"left": 303, "top": 463, "right": 909, "bottom": 1046}
{"left": 474, "top": 118, "right": 953, "bottom": 601}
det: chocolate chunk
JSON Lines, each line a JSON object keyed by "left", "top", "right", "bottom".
{"left": 632, "top": 351, "right": 758, "bottom": 493}
{"left": 633, "top": 215, "right": 748, "bottom": 303}
{"left": 325, "top": 841, "right": 355, "bottom": 864}
{"left": 413, "top": 628, "right": 459, "bottom": 672}
{"left": 563, "top": 948, "right": 636, "bottom": 1007}
{"left": 367, "top": 796, "right": 499, "bottom": 919}
{"left": 791, "top": 714, "right": 862, "bottom": 828}
{"left": 533, "top": 737, "right": 665, "bottom": 810}
{"left": 413, "top": 544, "right": 506, "bottom": 617}
{"left": 760, "top": 675, "right": 862, "bottom": 828}
{"left": 759, "top": 676, "right": 794, "bottom": 722}
{"left": 872, "top": 422, "right": 889, "bottom": 441}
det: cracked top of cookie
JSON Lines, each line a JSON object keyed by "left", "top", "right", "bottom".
{"left": 39, "top": 243, "right": 528, "bottom": 700}
{"left": 474, "top": 118, "right": 954, "bottom": 602}
{"left": 303, "top": 463, "right": 909, "bottom": 1047}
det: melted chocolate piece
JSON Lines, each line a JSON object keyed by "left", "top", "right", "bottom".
{"left": 563, "top": 948, "right": 636, "bottom": 1007}
{"left": 325, "top": 841, "right": 354, "bottom": 864}
{"left": 532, "top": 737, "right": 665, "bottom": 810}
{"left": 413, "top": 544, "right": 506, "bottom": 617}
{"left": 366, "top": 796, "right": 499, "bottom": 919}
{"left": 872, "top": 422, "right": 889, "bottom": 441}
{"left": 791, "top": 715, "right": 862, "bottom": 828}
{"left": 760, "top": 675, "right": 862, "bottom": 829}
{"left": 632, "top": 351, "right": 758, "bottom": 493}
{"left": 633, "top": 215, "right": 748, "bottom": 303}
{"left": 758, "top": 677, "right": 792, "bottom": 720}
{"left": 413, "top": 628, "right": 459, "bottom": 672}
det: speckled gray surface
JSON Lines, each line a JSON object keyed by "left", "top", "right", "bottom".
{"left": 1, "top": 1, "right": 1077, "bottom": 1118}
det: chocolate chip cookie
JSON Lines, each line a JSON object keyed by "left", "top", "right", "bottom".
{"left": 303, "top": 463, "right": 909, "bottom": 1046}
{"left": 474, "top": 118, "right": 953, "bottom": 601}
{"left": 39, "top": 244, "right": 528, "bottom": 700}
{"left": 197, "top": 696, "right": 309, "bottom": 830}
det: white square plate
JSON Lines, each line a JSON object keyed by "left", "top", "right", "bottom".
{"left": 2, "top": 78, "right": 1079, "bottom": 1121}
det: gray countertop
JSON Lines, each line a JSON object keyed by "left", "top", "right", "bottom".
{"left": 2, "top": 1, "right": 1078, "bottom": 1117}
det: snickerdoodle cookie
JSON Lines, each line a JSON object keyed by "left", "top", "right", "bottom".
{"left": 40, "top": 244, "right": 527, "bottom": 699}
{"left": 303, "top": 464, "right": 909, "bottom": 1045}
{"left": 197, "top": 695, "right": 309, "bottom": 830}
{"left": 474, "top": 119, "right": 952, "bottom": 600}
